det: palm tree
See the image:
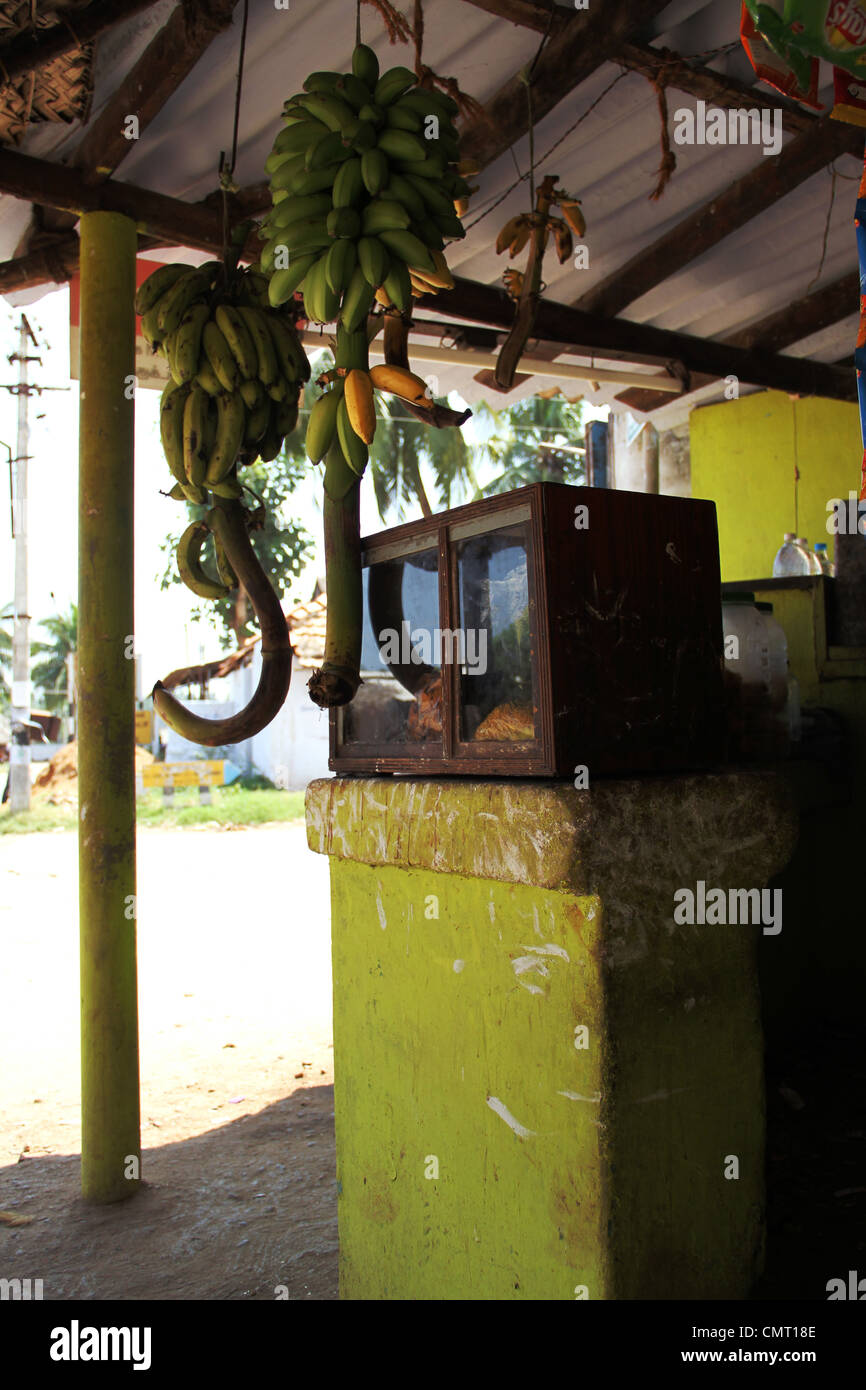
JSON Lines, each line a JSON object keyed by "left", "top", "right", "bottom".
{"left": 31, "top": 604, "right": 77, "bottom": 714}
{"left": 368, "top": 395, "right": 479, "bottom": 520}
{"left": 476, "top": 394, "right": 586, "bottom": 494}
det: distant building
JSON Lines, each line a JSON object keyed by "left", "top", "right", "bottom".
{"left": 154, "top": 595, "right": 330, "bottom": 790}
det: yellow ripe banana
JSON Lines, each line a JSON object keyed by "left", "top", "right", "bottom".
{"left": 205, "top": 392, "right": 247, "bottom": 486}
{"left": 177, "top": 521, "right": 232, "bottom": 601}
{"left": 236, "top": 305, "right": 278, "bottom": 387}
{"left": 344, "top": 369, "right": 377, "bottom": 444}
{"left": 368, "top": 364, "right": 433, "bottom": 408}
{"left": 196, "top": 360, "right": 223, "bottom": 396}
{"left": 374, "top": 286, "right": 393, "bottom": 307}
{"left": 409, "top": 273, "right": 433, "bottom": 297}
{"left": 409, "top": 248, "right": 454, "bottom": 290}
{"left": 183, "top": 386, "right": 211, "bottom": 486}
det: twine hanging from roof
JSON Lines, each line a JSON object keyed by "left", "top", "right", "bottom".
{"left": 648, "top": 70, "right": 676, "bottom": 202}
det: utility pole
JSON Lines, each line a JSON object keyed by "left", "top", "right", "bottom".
{"left": 8, "top": 314, "right": 40, "bottom": 813}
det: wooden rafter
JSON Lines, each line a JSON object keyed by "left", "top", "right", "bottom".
{"left": 0, "top": 146, "right": 850, "bottom": 401}
{"left": 458, "top": 0, "right": 671, "bottom": 170}
{"left": 460, "top": 0, "right": 565, "bottom": 32}
{"left": 426, "top": 276, "right": 856, "bottom": 403}
{"left": 576, "top": 119, "right": 863, "bottom": 320}
{"left": 617, "top": 268, "right": 860, "bottom": 413}
{"left": 0, "top": 0, "right": 162, "bottom": 84}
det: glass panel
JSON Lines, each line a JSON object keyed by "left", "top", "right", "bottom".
{"left": 456, "top": 522, "right": 536, "bottom": 743}
{"left": 340, "top": 547, "right": 443, "bottom": 746}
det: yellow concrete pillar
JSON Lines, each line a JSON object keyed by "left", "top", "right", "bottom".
{"left": 78, "top": 210, "right": 140, "bottom": 1203}
{"left": 307, "top": 773, "right": 797, "bottom": 1300}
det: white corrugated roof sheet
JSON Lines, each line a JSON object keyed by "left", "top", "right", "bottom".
{"left": 1, "top": 0, "right": 860, "bottom": 426}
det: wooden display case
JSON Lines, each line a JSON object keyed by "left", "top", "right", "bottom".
{"left": 330, "top": 482, "right": 726, "bottom": 777}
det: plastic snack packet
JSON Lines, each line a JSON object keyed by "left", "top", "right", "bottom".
{"left": 740, "top": 2, "right": 821, "bottom": 105}
{"left": 745, "top": 2, "right": 866, "bottom": 83}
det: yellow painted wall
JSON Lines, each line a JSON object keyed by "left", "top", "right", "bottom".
{"left": 690, "top": 391, "right": 861, "bottom": 582}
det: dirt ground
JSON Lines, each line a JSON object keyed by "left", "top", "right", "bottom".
{"left": 0, "top": 824, "right": 339, "bottom": 1300}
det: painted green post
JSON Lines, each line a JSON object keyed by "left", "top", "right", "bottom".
{"left": 78, "top": 210, "right": 141, "bottom": 1203}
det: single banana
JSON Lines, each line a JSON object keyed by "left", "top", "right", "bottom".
{"left": 183, "top": 386, "right": 212, "bottom": 486}
{"left": 332, "top": 157, "right": 366, "bottom": 209}
{"left": 336, "top": 397, "right": 369, "bottom": 477}
{"left": 381, "top": 260, "right": 412, "bottom": 312}
{"left": 203, "top": 320, "right": 240, "bottom": 392}
{"left": 160, "top": 381, "right": 192, "bottom": 485}
{"left": 377, "top": 128, "right": 426, "bottom": 163}
{"left": 196, "top": 360, "right": 223, "bottom": 396}
{"left": 205, "top": 392, "right": 247, "bottom": 486}
{"left": 369, "top": 363, "right": 434, "bottom": 408}
{"left": 177, "top": 521, "right": 232, "bottom": 601}
{"left": 340, "top": 265, "right": 377, "bottom": 331}
{"left": 173, "top": 302, "right": 210, "bottom": 384}
{"left": 268, "top": 252, "right": 320, "bottom": 308}
{"left": 352, "top": 43, "right": 379, "bottom": 88}
{"left": 236, "top": 305, "right": 278, "bottom": 387}
{"left": 378, "top": 227, "right": 436, "bottom": 273}
{"left": 325, "top": 237, "right": 358, "bottom": 296}
{"left": 496, "top": 215, "right": 526, "bottom": 256}
{"left": 344, "top": 369, "right": 377, "bottom": 444}
{"left": 306, "top": 382, "right": 344, "bottom": 463}
{"left": 357, "top": 236, "right": 390, "bottom": 288}
{"left": 215, "top": 305, "right": 258, "bottom": 381}
{"left": 240, "top": 377, "right": 267, "bottom": 411}
{"left": 373, "top": 67, "right": 417, "bottom": 108}
{"left": 361, "top": 199, "right": 411, "bottom": 235}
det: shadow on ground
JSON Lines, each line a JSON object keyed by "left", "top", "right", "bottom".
{"left": 0, "top": 1085, "right": 338, "bottom": 1300}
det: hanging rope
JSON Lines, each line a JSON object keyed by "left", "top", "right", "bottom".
{"left": 218, "top": 0, "right": 250, "bottom": 262}
{"left": 648, "top": 72, "right": 676, "bottom": 202}
{"left": 361, "top": 0, "right": 413, "bottom": 45}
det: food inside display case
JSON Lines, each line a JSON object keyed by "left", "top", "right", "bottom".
{"left": 455, "top": 522, "right": 535, "bottom": 744}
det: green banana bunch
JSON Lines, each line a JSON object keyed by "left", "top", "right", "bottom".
{"left": 256, "top": 46, "right": 471, "bottom": 712}
{"left": 139, "top": 260, "right": 311, "bottom": 601}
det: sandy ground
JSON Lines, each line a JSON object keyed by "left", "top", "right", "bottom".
{"left": 0, "top": 824, "right": 339, "bottom": 1300}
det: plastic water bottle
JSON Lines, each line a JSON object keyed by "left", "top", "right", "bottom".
{"left": 773, "top": 532, "right": 810, "bottom": 576}
{"left": 795, "top": 537, "right": 823, "bottom": 575}
{"left": 814, "top": 542, "right": 834, "bottom": 576}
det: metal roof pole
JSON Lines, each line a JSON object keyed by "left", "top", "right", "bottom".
{"left": 77, "top": 210, "right": 141, "bottom": 1203}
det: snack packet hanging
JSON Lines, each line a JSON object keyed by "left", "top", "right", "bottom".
{"left": 745, "top": 2, "right": 866, "bottom": 83}
{"left": 740, "top": 3, "right": 821, "bottom": 105}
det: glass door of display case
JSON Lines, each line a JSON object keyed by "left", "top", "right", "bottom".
{"left": 445, "top": 505, "right": 543, "bottom": 758}
{"left": 331, "top": 491, "right": 553, "bottom": 774}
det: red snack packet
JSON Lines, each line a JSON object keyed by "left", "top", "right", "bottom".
{"left": 740, "top": 2, "right": 822, "bottom": 108}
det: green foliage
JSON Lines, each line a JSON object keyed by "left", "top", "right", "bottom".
{"left": 0, "top": 785, "right": 306, "bottom": 834}
{"left": 475, "top": 394, "right": 586, "bottom": 495}
{"left": 159, "top": 450, "right": 313, "bottom": 647}
{"left": 31, "top": 604, "right": 77, "bottom": 713}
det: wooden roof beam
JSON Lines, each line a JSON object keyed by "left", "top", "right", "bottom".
{"left": 458, "top": 0, "right": 672, "bottom": 170}
{"left": 428, "top": 275, "right": 856, "bottom": 403}
{"left": 0, "top": 152, "right": 853, "bottom": 401}
{"left": 576, "top": 118, "right": 863, "bottom": 320}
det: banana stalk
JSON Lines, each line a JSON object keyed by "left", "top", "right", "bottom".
{"left": 307, "top": 327, "right": 366, "bottom": 708}
{"left": 494, "top": 174, "right": 558, "bottom": 392}
{"left": 152, "top": 498, "right": 292, "bottom": 743}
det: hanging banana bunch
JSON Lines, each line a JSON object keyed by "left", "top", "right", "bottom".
{"left": 137, "top": 259, "right": 311, "bottom": 744}
{"left": 493, "top": 180, "right": 587, "bottom": 390}
{"left": 260, "top": 42, "right": 470, "bottom": 709}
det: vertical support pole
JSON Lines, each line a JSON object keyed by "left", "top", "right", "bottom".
{"left": 78, "top": 210, "right": 140, "bottom": 1203}
{"left": 9, "top": 314, "right": 34, "bottom": 812}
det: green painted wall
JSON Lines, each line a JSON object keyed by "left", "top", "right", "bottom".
{"left": 690, "top": 391, "right": 861, "bottom": 582}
